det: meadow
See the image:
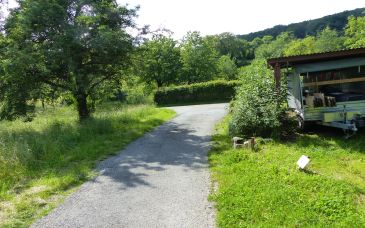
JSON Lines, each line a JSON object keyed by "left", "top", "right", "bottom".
{"left": 0, "top": 103, "right": 175, "bottom": 227}
{"left": 209, "top": 116, "right": 365, "bottom": 227}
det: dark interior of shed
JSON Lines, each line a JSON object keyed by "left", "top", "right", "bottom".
{"left": 301, "top": 65, "right": 365, "bottom": 107}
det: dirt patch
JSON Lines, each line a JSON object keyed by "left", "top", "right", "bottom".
{"left": 0, "top": 201, "right": 15, "bottom": 226}
{"left": 24, "top": 185, "right": 50, "bottom": 195}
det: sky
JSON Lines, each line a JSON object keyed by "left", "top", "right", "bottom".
{"left": 118, "top": 0, "right": 364, "bottom": 39}
{"left": 4, "top": 0, "right": 365, "bottom": 39}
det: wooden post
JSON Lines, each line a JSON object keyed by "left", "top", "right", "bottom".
{"left": 274, "top": 63, "right": 281, "bottom": 90}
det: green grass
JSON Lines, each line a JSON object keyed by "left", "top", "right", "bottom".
{"left": 0, "top": 103, "right": 175, "bottom": 227}
{"left": 209, "top": 116, "right": 365, "bottom": 227}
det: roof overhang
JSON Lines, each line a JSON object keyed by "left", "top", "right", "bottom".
{"left": 267, "top": 48, "right": 365, "bottom": 68}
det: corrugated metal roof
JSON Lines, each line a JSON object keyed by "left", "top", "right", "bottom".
{"left": 267, "top": 47, "right": 365, "bottom": 68}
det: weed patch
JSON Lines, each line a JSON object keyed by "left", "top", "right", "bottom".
{"left": 209, "top": 116, "right": 365, "bottom": 227}
{"left": 0, "top": 103, "right": 175, "bottom": 227}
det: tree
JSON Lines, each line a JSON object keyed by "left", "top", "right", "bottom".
{"left": 314, "top": 27, "right": 344, "bottom": 52}
{"left": 255, "top": 32, "right": 294, "bottom": 59}
{"left": 180, "top": 31, "right": 219, "bottom": 84}
{"left": 345, "top": 16, "right": 365, "bottom": 49}
{"left": 284, "top": 36, "right": 315, "bottom": 56}
{"left": 230, "top": 59, "right": 289, "bottom": 138}
{"left": 248, "top": 36, "right": 273, "bottom": 60}
{"left": 1, "top": 0, "right": 137, "bottom": 120}
{"left": 216, "top": 55, "right": 237, "bottom": 80}
{"left": 137, "top": 34, "right": 181, "bottom": 88}
{"left": 214, "top": 33, "right": 251, "bottom": 67}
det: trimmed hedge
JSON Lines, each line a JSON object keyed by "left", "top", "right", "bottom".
{"left": 154, "top": 80, "right": 241, "bottom": 105}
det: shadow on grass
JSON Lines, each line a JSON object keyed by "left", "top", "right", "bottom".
{"left": 208, "top": 118, "right": 365, "bottom": 159}
{"left": 292, "top": 125, "right": 365, "bottom": 155}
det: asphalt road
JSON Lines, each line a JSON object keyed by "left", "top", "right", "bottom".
{"left": 32, "top": 103, "right": 228, "bottom": 228}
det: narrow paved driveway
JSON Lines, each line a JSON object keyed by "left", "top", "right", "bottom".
{"left": 32, "top": 103, "right": 228, "bottom": 228}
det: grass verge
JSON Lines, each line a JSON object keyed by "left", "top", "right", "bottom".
{"left": 209, "top": 115, "right": 365, "bottom": 227}
{"left": 0, "top": 103, "right": 175, "bottom": 227}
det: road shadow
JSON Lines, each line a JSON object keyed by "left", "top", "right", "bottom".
{"left": 0, "top": 113, "right": 171, "bottom": 193}
{"left": 96, "top": 120, "right": 212, "bottom": 189}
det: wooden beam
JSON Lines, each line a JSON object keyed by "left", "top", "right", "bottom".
{"left": 303, "top": 76, "right": 365, "bottom": 87}
{"left": 274, "top": 63, "right": 281, "bottom": 89}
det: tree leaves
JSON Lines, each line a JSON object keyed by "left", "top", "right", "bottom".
{"left": 1, "top": 0, "right": 137, "bottom": 120}
{"left": 345, "top": 16, "right": 365, "bottom": 49}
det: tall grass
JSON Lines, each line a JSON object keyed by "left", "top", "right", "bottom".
{"left": 0, "top": 103, "right": 175, "bottom": 227}
{"left": 210, "top": 116, "right": 365, "bottom": 227}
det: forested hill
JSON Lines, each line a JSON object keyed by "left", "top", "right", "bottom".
{"left": 238, "top": 7, "right": 365, "bottom": 41}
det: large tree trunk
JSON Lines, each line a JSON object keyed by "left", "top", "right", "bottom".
{"left": 76, "top": 92, "right": 90, "bottom": 121}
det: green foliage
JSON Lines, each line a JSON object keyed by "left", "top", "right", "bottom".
{"left": 238, "top": 8, "right": 365, "bottom": 41}
{"left": 216, "top": 55, "right": 238, "bottom": 80}
{"left": 120, "top": 76, "right": 155, "bottom": 104}
{"left": 210, "top": 116, "right": 365, "bottom": 227}
{"left": 154, "top": 80, "right": 241, "bottom": 105}
{"left": 0, "top": 103, "right": 175, "bottom": 227}
{"left": 345, "top": 16, "right": 365, "bottom": 48}
{"left": 284, "top": 27, "right": 344, "bottom": 57}
{"left": 255, "top": 32, "right": 295, "bottom": 59}
{"left": 180, "top": 31, "right": 219, "bottom": 83}
{"left": 214, "top": 32, "right": 251, "bottom": 67}
{"left": 0, "top": 33, "right": 41, "bottom": 120}
{"left": 250, "top": 36, "right": 272, "bottom": 50}
{"left": 1, "top": 0, "right": 137, "bottom": 120}
{"left": 261, "top": 27, "right": 344, "bottom": 58}
{"left": 284, "top": 36, "right": 316, "bottom": 56}
{"left": 137, "top": 35, "right": 182, "bottom": 87}
{"left": 229, "top": 59, "right": 290, "bottom": 138}
{"left": 314, "top": 27, "right": 344, "bottom": 52}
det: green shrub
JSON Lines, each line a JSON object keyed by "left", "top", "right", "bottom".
{"left": 229, "top": 59, "right": 294, "bottom": 138}
{"left": 154, "top": 80, "right": 241, "bottom": 105}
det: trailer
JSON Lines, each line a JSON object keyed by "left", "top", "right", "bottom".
{"left": 268, "top": 48, "right": 365, "bottom": 137}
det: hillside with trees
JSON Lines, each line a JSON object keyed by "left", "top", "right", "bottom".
{"left": 238, "top": 7, "right": 365, "bottom": 41}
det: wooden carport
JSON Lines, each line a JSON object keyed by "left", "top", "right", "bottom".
{"left": 267, "top": 48, "right": 365, "bottom": 88}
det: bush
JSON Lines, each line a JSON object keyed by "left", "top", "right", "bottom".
{"left": 154, "top": 80, "right": 241, "bottom": 105}
{"left": 229, "top": 59, "right": 294, "bottom": 138}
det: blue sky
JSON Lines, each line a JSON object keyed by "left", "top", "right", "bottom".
{"left": 5, "top": 0, "right": 365, "bottom": 39}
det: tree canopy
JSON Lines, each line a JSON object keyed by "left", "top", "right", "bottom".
{"left": 214, "top": 33, "right": 251, "bottom": 67}
{"left": 345, "top": 15, "right": 365, "bottom": 48}
{"left": 137, "top": 34, "right": 181, "bottom": 88}
{"left": 255, "top": 32, "right": 295, "bottom": 59}
{"left": 1, "top": 0, "right": 137, "bottom": 120}
{"left": 0, "top": 4, "right": 364, "bottom": 122}
{"left": 180, "top": 31, "right": 219, "bottom": 84}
